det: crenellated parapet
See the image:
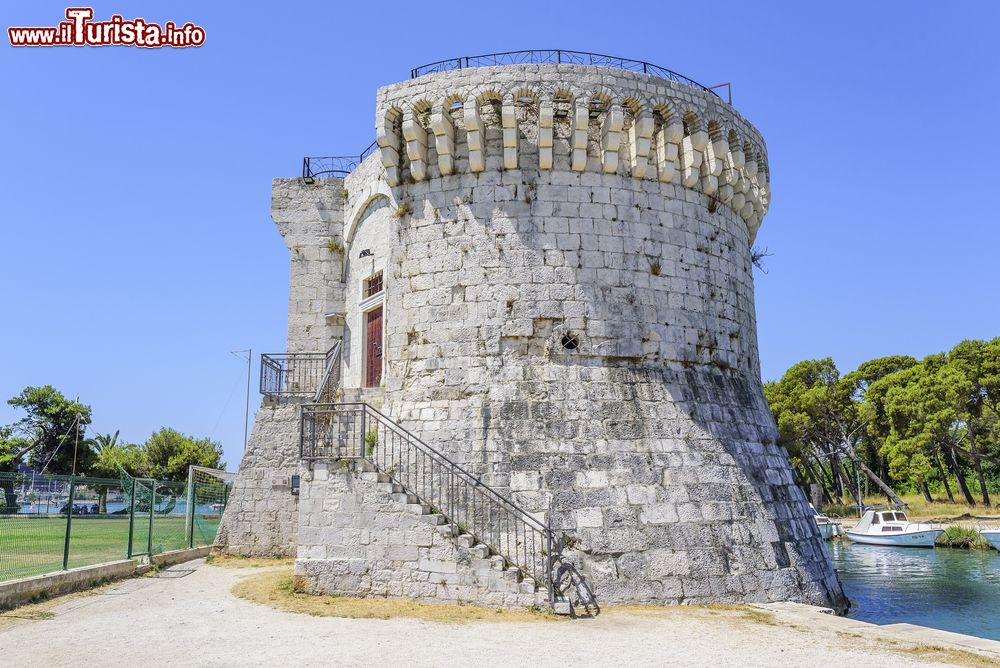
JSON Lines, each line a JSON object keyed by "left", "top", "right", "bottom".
{"left": 375, "top": 64, "right": 770, "bottom": 241}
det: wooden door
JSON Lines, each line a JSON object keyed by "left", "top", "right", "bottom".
{"left": 365, "top": 306, "right": 383, "bottom": 387}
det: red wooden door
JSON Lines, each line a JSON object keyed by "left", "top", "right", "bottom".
{"left": 365, "top": 306, "right": 383, "bottom": 387}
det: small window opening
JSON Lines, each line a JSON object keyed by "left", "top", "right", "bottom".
{"left": 560, "top": 333, "right": 579, "bottom": 351}
{"left": 364, "top": 271, "right": 383, "bottom": 299}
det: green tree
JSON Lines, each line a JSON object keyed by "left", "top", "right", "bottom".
{"left": 845, "top": 355, "right": 918, "bottom": 483}
{"left": 949, "top": 340, "right": 994, "bottom": 505}
{"left": 765, "top": 359, "right": 901, "bottom": 505}
{"left": 91, "top": 431, "right": 146, "bottom": 478}
{"left": 0, "top": 426, "right": 22, "bottom": 511}
{"left": 867, "top": 363, "right": 937, "bottom": 501}
{"left": 0, "top": 426, "right": 21, "bottom": 473}
{"left": 142, "top": 428, "right": 224, "bottom": 481}
{"left": 90, "top": 431, "right": 147, "bottom": 512}
{"left": 1, "top": 386, "right": 93, "bottom": 475}
{"left": 980, "top": 338, "right": 1000, "bottom": 465}
{"left": 878, "top": 356, "right": 978, "bottom": 505}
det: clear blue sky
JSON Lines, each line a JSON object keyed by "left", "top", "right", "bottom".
{"left": 2, "top": 1, "right": 998, "bottom": 472}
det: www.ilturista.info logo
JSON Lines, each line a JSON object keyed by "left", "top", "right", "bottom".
{"left": 8, "top": 8, "right": 205, "bottom": 48}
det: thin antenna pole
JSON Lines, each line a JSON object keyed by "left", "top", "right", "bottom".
{"left": 231, "top": 349, "right": 252, "bottom": 452}
{"left": 71, "top": 395, "right": 81, "bottom": 476}
{"left": 244, "top": 348, "right": 251, "bottom": 451}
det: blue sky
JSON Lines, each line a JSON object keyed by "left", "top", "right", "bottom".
{"left": 2, "top": 1, "right": 998, "bottom": 471}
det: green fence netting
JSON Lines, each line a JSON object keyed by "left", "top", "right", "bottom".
{"left": 0, "top": 468, "right": 233, "bottom": 583}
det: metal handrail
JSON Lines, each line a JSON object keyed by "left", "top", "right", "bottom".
{"left": 410, "top": 49, "right": 720, "bottom": 98}
{"left": 313, "top": 341, "right": 343, "bottom": 403}
{"left": 301, "top": 402, "right": 559, "bottom": 605}
{"left": 302, "top": 141, "right": 378, "bottom": 180}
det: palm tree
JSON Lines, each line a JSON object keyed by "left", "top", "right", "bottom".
{"left": 90, "top": 431, "right": 120, "bottom": 513}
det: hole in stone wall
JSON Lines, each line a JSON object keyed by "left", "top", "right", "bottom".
{"left": 560, "top": 333, "right": 579, "bottom": 351}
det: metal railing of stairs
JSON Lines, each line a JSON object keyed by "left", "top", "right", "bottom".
{"left": 300, "top": 402, "right": 560, "bottom": 607}
{"left": 313, "top": 341, "right": 343, "bottom": 403}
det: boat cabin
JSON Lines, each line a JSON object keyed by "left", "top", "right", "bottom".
{"left": 852, "top": 509, "right": 911, "bottom": 534}
{"left": 810, "top": 504, "right": 833, "bottom": 525}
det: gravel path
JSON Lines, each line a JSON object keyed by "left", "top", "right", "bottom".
{"left": 0, "top": 560, "right": 957, "bottom": 667}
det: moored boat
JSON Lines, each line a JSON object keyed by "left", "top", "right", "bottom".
{"left": 980, "top": 529, "right": 1000, "bottom": 551}
{"left": 810, "top": 503, "right": 836, "bottom": 540}
{"left": 845, "top": 507, "right": 943, "bottom": 547}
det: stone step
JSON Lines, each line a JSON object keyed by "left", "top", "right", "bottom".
{"left": 470, "top": 544, "right": 490, "bottom": 559}
{"left": 405, "top": 503, "right": 431, "bottom": 515}
{"left": 359, "top": 471, "right": 390, "bottom": 483}
{"left": 489, "top": 555, "right": 506, "bottom": 571}
{"left": 418, "top": 513, "right": 446, "bottom": 526}
{"left": 456, "top": 533, "right": 475, "bottom": 548}
{"left": 391, "top": 493, "right": 417, "bottom": 504}
{"left": 436, "top": 524, "right": 458, "bottom": 538}
{"left": 503, "top": 567, "right": 522, "bottom": 583}
{"left": 375, "top": 482, "right": 402, "bottom": 494}
{"left": 553, "top": 597, "right": 572, "bottom": 616}
{"left": 355, "top": 459, "right": 377, "bottom": 473}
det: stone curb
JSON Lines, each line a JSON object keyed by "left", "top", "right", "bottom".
{"left": 0, "top": 546, "right": 211, "bottom": 609}
{"left": 750, "top": 601, "right": 1000, "bottom": 660}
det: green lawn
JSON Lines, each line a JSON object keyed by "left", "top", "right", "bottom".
{"left": 0, "top": 513, "right": 221, "bottom": 582}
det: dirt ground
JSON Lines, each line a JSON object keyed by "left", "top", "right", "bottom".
{"left": 0, "top": 559, "right": 984, "bottom": 667}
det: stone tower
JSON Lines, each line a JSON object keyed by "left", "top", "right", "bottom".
{"left": 218, "top": 54, "right": 848, "bottom": 613}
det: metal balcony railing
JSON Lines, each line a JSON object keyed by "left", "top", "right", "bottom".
{"left": 410, "top": 50, "right": 720, "bottom": 98}
{"left": 260, "top": 342, "right": 341, "bottom": 398}
{"left": 301, "top": 402, "right": 560, "bottom": 602}
{"left": 302, "top": 142, "right": 378, "bottom": 180}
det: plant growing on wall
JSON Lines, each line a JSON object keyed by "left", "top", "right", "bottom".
{"left": 364, "top": 430, "right": 378, "bottom": 457}
{"left": 393, "top": 201, "right": 412, "bottom": 219}
{"left": 324, "top": 238, "right": 344, "bottom": 254}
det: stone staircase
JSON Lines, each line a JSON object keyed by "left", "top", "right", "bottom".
{"left": 296, "top": 401, "right": 579, "bottom": 614}
{"left": 355, "top": 461, "right": 558, "bottom": 601}
{"left": 295, "top": 458, "right": 571, "bottom": 611}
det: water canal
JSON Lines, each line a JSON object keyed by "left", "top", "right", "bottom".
{"left": 827, "top": 540, "right": 1000, "bottom": 641}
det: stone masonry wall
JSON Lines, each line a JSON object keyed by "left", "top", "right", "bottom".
{"left": 217, "top": 179, "right": 347, "bottom": 556}
{"left": 215, "top": 401, "right": 301, "bottom": 556}
{"left": 272, "top": 178, "right": 347, "bottom": 353}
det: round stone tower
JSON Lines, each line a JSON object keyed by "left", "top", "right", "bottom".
{"left": 326, "top": 59, "right": 847, "bottom": 611}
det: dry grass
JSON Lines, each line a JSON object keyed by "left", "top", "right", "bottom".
{"left": 824, "top": 493, "right": 1000, "bottom": 523}
{"left": 205, "top": 553, "right": 295, "bottom": 569}
{"left": 836, "top": 626, "right": 999, "bottom": 666}
{"left": 602, "top": 603, "right": 779, "bottom": 626}
{"left": 896, "top": 644, "right": 1000, "bottom": 668}
{"left": 231, "top": 569, "right": 561, "bottom": 624}
{"left": 232, "top": 571, "right": 788, "bottom": 628}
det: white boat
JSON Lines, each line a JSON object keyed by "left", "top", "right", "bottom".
{"left": 980, "top": 529, "right": 1000, "bottom": 551}
{"left": 810, "top": 504, "right": 836, "bottom": 540}
{"left": 845, "top": 508, "right": 943, "bottom": 547}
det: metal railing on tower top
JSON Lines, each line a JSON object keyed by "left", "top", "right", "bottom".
{"left": 410, "top": 49, "right": 721, "bottom": 98}
{"left": 300, "top": 52, "right": 728, "bottom": 181}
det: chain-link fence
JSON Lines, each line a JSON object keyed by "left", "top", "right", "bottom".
{"left": 0, "top": 468, "right": 232, "bottom": 583}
